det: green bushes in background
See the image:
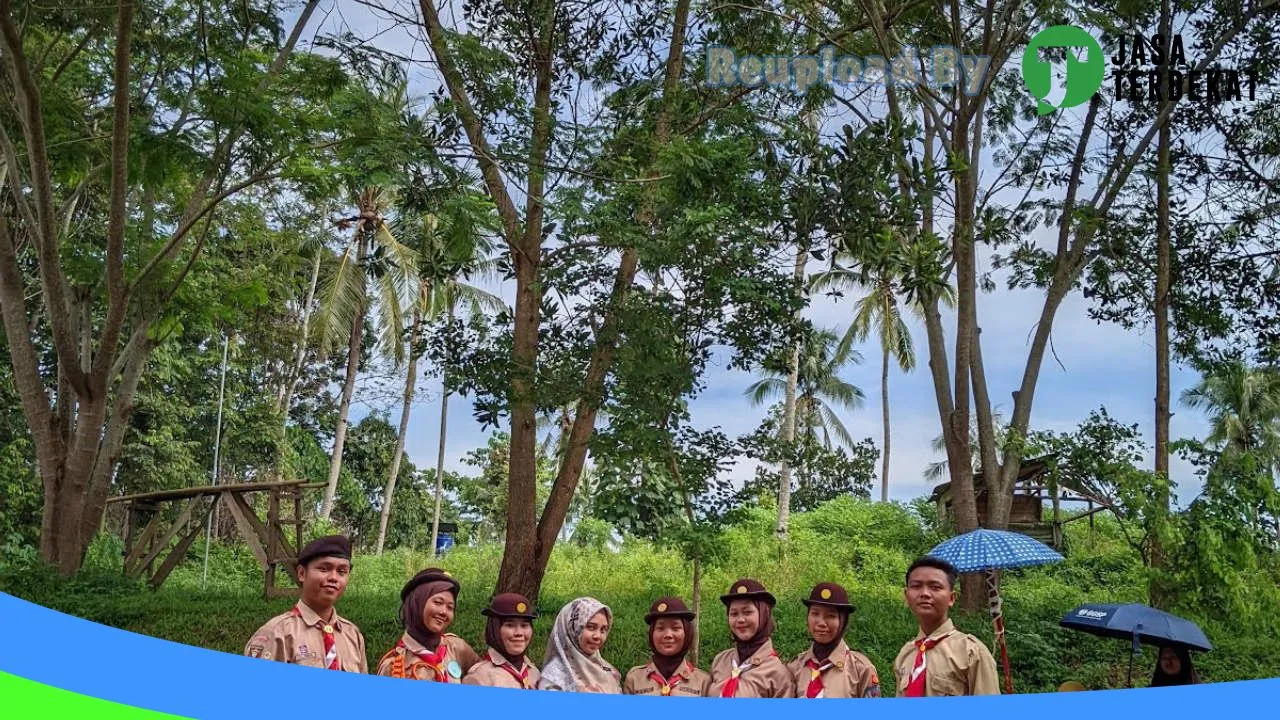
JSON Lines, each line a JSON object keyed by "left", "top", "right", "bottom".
{"left": 2, "top": 496, "right": 1276, "bottom": 693}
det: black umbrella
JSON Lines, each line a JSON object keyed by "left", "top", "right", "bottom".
{"left": 1060, "top": 603, "right": 1212, "bottom": 686}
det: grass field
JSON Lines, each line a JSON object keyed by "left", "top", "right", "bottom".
{"left": 3, "top": 498, "right": 1277, "bottom": 693}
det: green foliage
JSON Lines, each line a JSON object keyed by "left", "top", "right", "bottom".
{"left": 445, "top": 433, "right": 554, "bottom": 540}
{"left": 739, "top": 404, "right": 879, "bottom": 512}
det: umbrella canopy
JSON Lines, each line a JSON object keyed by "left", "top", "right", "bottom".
{"left": 926, "top": 528, "right": 1065, "bottom": 695}
{"left": 1060, "top": 603, "right": 1212, "bottom": 652}
{"left": 928, "top": 528, "right": 1065, "bottom": 572}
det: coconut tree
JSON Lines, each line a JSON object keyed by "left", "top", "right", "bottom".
{"left": 812, "top": 250, "right": 957, "bottom": 502}
{"left": 1181, "top": 361, "right": 1280, "bottom": 471}
{"left": 372, "top": 169, "right": 506, "bottom": 553}
{"left": 316, "top": 185, "right": 420, "bottom": 521}
{"left": 925, "top": 408, "right": 1007, "bottom": 483}
{"left": 747, "top": 329, "right": 865, "bottom": 490}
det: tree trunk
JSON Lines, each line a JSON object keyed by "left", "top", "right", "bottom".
{"left": 278, "top": 248, "right": 323, "bottom": 414}
{"left": 880, "top": 337, "right": 891, "bottom": 502}
{"left": 1150, "top": 0, "right": 1174, "bottom": 606}
{"left": 777, "top": 243, "right": 806, "bottom": 537}
{"left": 376, "top": 311, "right": 421, "bottom": 554}
{"left": 493, "top": 0, "right": 690, "bottom": 601}
{"left": 319, "top": 237, "right": 367, "bottom": 521}
{"left": 0, "top": 0, "right": 317, "bottom": 576}
{"left": 690, "top": 556, "right": 702, "bottom": 666}
{"left": 274, "top": 248, "right": 323, "bottom": 482}
{"left": 496, "top": 240, "right": 543, "bottom": 597}
{"left": 430, "top": 305, "right": 455, "bottom": 557}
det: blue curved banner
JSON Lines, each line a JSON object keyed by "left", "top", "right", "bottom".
{"left": 0, "top": 591, "right": 1272, "bottom": 717}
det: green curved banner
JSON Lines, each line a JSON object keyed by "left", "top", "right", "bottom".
{"left": 0, "top": 671, "right": 191, "bottom": 719}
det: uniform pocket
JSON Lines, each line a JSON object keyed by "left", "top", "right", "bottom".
{"left": 927, "top": 672, "right": 964, "bottom": 697}
{"left": 295, "top": 654, "right": 326, "bottom": 669}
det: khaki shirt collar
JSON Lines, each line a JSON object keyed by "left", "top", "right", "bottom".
{"left": 295, "top": 601, "right": 346, "bottom": 632}
{"left": 486, "top": 647, "right": 528, "bottom": 669}
{"left": 796, "top": 640, "right": 849, "bottom": 670}
{"left": 643, "top": 659, "right": 695, "bottom": 680}
{"left": 914, "top": 618, "right": 956, "bottom": 643}
{"left": 803, "top": 639, "right": 850, "bottom": 667}
{"left": 742, "top": 639, "right": 776, "bottom": 666}
{"left": 402, "top": 632, "right": 442, "bottom": 656}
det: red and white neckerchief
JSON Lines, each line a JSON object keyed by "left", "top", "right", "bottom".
{"left": 399, "top": 639, "right": 451, "bottom": 682}
{"left": 498, "top": 659, "right": 533, "bottom": 689}
{"left": 804, "top": 657, "right": 835, "bottom": 698}
{"left": 720, "top": 650, "right": 777, "bottom": 697}
{"left": 648, "top": 667, "right": 685, "bottom": 696}
{"left": 291, "top": 605, "right": 340, "bottom": 670}
{"left": 904, "top": 633, "right": 951, "bottom": 697}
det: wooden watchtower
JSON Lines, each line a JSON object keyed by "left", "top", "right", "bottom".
{"left": 106, "top": 479, "right": 324, "bottom": 597}
{"left": 928, "top": 455, "right": 1114, "bottom": 550}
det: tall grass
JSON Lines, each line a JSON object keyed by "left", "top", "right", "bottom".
{"left": 2, "top": 497, "right": 1276, "bottom": 693}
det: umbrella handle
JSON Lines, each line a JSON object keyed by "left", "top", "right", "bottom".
{"left": 985, "top": 569, "right": 1013, "bottom": 694}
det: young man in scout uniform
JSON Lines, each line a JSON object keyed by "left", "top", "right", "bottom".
{"left": 893, "top": 556, "right": 998, "bottom": 696}
{"left": 243, "top": 535, "right": 368, "bottom": 672}
{"left": 623, "top": 597, "right": 712, "bottom": 696}
{"left": 463, "top": 592, "right": 542, "bottom": 689}
{"left": 788, "top": 582, "right": 881, "bottom": 698}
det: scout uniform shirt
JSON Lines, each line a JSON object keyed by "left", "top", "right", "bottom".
{"left": 788, "top": 641, "right": 882, "bottom": 698}
{"left": 892, "top": 619, "right": 1000, "bottom": 696}
{"left": 623, "top": 658, "right": 713, "bottom": 697}
{"left": 707, "top": 640, "right": 796, "bottom": 698}
{"left": 377, "top": 631, "right": 481, "bottom": 682}
{"left": 244, "top": 601, "right": 368, "bottom": 673}
{"left": 463, "top": 647, "right": 541, "bottom": 689}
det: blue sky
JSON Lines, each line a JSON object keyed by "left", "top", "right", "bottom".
{"left": 308, "top": 2, "right": 1214, "bottom": 505}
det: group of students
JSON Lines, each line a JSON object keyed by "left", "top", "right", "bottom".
{"left": 243, "top": 534, "right": 1002, "bottom": 697}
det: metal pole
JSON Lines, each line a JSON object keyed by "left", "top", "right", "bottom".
{"left": 202, "top": 334, "right": 230, "bottom": 588}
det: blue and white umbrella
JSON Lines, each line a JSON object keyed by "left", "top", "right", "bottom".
{"left": 926, "top": 528, "right": 1065, "bottom": 694}
{"left": 928, "top": 528, "right": 1065, "bottom": 573}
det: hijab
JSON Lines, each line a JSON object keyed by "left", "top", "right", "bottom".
{"left": 485, "top": 614, "right": 528, "bottom": 668}
{"left": 400, "top": 580, "right": 455, "bottom": 652}
{"left": 810, "top": 609, "right": 849, "bottom": 662}
{"left": 539, "top": 597, "right": 621, "bottom": 693}
{"left": 731, "top": 599, "right": 775, "bottom": 664}
{"left": 1151, "top": 645, "right": 1199, "bottom": 687}
{"left": 648, "top": 617, "right": 693, "bottom": 679}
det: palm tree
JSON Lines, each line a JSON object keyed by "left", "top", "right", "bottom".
{"left": 375, "top": 206, "right": 506, "bottom": 553}
{"left": 1181, "top": 361, "right": 1280, "bottom": 470}
{"left": 924, "top": 407, "right": 1007, "bottom": 483}
{"left": 747, "top": 329, "right": 865, "bottom": 489}
{"left": 316, "top": 185, "right": 420, "bottom": 521}
{"left": 812, "top": 258, "right": 956, "bottom": 502}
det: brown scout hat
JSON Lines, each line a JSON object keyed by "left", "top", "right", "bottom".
{"left": 482, "top": 592, "right": 538, "bottom": 620}
{"left": 802, "top": 582, "right": 855, "bottom": 611}
{"left": 720, "top": 578, "right": 777, "bottom": 607}
{"left": 644, "top": 596, "right": 696, "bottom": 624}
{"left": 296, "top": 534, "right": 351, "bottom": 567}
{"left": 400, "top": 567, "right": 460, "bottom": 603}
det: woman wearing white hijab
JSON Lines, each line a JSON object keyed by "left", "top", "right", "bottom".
{"left": 538, "top": 597, "right": 622, "bottom": 693}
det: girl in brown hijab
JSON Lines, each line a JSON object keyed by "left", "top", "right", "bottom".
{"left": 377, "top": 568, "right": 481, "bottom": 681}
{"left": 463, "top": 592, "right": 542, "bottom": 689}
{"left": 788, "top": 582, "right": 881, "bottom": 698}
{"left": 622, "top": 597, "right": 712, "bottom": 696}
{"left": 706, "top": 579, "right": 795, "bottom": 697}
